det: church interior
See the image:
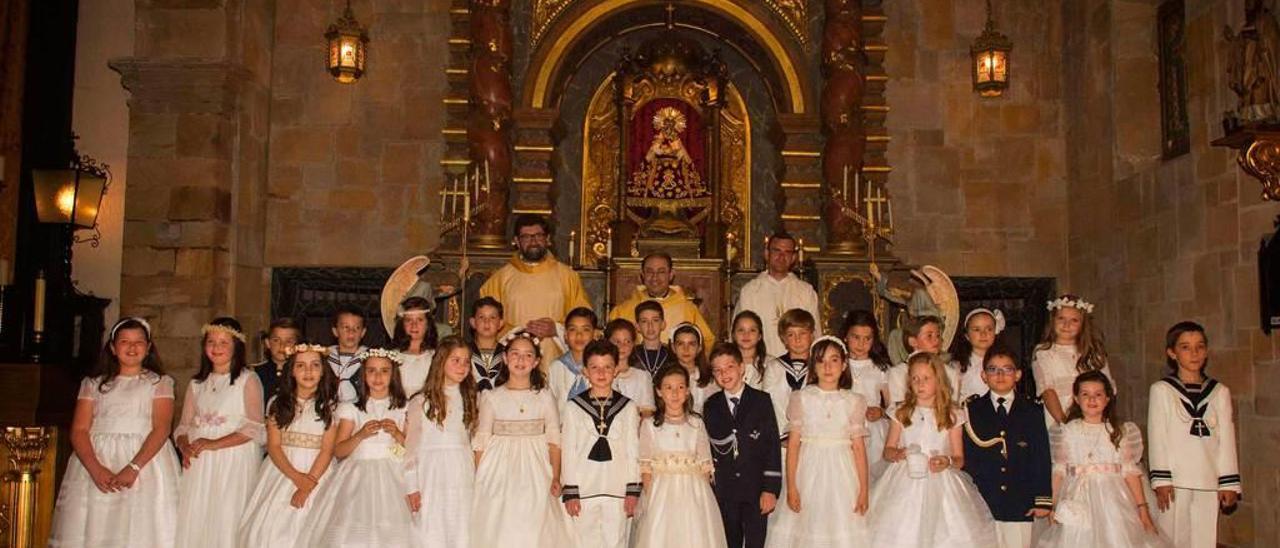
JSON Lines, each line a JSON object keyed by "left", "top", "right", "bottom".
{"left": 0, "top": 0, "right": 1278, "bottom": 545}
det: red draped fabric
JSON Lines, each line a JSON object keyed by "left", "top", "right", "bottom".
{"left": 627, "top": 98, "right": 706, "bottom": 179}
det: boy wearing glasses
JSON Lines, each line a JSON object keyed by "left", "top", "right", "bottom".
{"left": 962, "top": 344, "right": 1053, "bottom": 548}
{"left": 479, "top": 213, "right": 592, "bottom": 368}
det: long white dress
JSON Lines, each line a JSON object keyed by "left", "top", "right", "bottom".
{"left": 299, "top": 397, "right": 414, "bottom": 547}
{"left": 174, "top": 372, "right": 266, "bottom": 548}
{"left": 470, "top": 386, "right": 577, "bottom": 547}
{"left": 848, "top": 358, "right": 890, "bottom": 482}
{"left": 399, "top": 349, "right": 435, "bottom": 399}
{"left": 49, "top": 372, "right": 182, "bottom": 548}
{"left": 1036, "top": 421, "right": 1170, "bottom": 548}
{"left": 238, "top": 397, "right": 332, "bottom": 546}
{"left": 404, "top": 388, "right": 474, "bottom": 548}
{"left": 1031, "top": 344, "right": 1113, "bottom": 428}
{"left": 766, "top": 386, "right": 871, "bottom": 548}
{"left": 867, "top": 406, "right": 997, "bottom": 547}
{"left": 744, "top": 354, "right": 790, "bottom": 439}
{"left": 632, "top": 416, "right": 727, "bottom": 548}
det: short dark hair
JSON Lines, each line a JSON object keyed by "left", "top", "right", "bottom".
{"left": 634, "top": 300, "right": 664, "bottom": 320}
{"left": 332, "top": 304, "right": 367, "bottom": 328}
{"left": 583, "top": 340, "right": 620, "bottom": 367}
{"left": 982, "top": 343, "right": 1020, "bottom": 370}
{"left": 512, "top": 214, "right": 551, "bottom": 236}
{"left": 767, "top": 231, "right": 797, "bottom": 248}
{"left": 642, "top": 252, "right": 673, "bottom": 270}
{"left": 604, "top": 318, "right": 637, "bottom": 340}
{"left": 708, "top": 342, "right": 743, "bottom": 365}
{"left": 565, "top": 306, "right": 598, "bottom": 328}
{"left": 471, "top": 296, "right": 504, "bottom": 318}
{"left": 267, "top": 317, "right": 302, "bottom": 336}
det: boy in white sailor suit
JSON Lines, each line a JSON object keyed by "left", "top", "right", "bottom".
{"left": 1148, "top": 322, "right": 1241, "bottom": 548}
{"left": 703, "top": 343, "right": 781, "bottom": 548}
{"left": 961, "top": 345, "right": 1052, "bottom": 548}
{"left": 562, "top": 340, "right": 642, "bottom": 548}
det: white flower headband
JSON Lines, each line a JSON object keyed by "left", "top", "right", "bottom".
{"left": 110, "top": 317, "right": 152, "bottom": 341}
{"left": 964, "top": 308, "right": 1007, "bottom": 334}
{"left": 1046, "top": 296, "right": 1095, "bottom": 314}
{"left": 810, "top": 335, "right": 848, "bottom": 354}
{"left": 499, "top": 327, "right": 542, "bottom": 348}
{"left": 287, "top": 343, "right": 328, "bottom": 356}
{"left": 355, "top": 347, "right": 404, "bottom": 365}
{"left": 672, "top": 322, "right": 702, "bottom": 346}
{"left": 201, "top": 323, "right": 246, "bottom": 343}
{"left": 396, "top": 307, "right": 431, "bottom": 318}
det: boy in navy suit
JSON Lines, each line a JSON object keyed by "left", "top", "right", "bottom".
{"left": 703, "top": 343, "right": 781, "bottom": 548}
{"left": 962, "top": 345, "right": 1053, "bottom": 548}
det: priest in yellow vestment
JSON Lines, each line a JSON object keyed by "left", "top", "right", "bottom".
{"left": 479, "top": 215, "right": 592, "bottom": 365}
{"left": 607, "top": 253, "right": 715, "bottom": 346}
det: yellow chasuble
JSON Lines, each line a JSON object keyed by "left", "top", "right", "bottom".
{"left": 479, "top": 253, "right": 592, "bottom": 366}
{"left": 608, "top": 285, "right": 715, "bottom": 351}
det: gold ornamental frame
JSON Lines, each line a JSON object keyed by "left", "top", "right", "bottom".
{"left": 579, "top": 73, "right": 752, "bottom": 266}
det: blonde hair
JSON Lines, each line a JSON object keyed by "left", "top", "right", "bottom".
{"left": 894, "top": 352, "right": 955, "bottom": 431}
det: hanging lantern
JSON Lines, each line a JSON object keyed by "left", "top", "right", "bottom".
{"left": 32, "top": 144, "right": 111, "bottom": 246}
{"left": 325, "top": 0, "right": 369, "bottom": 84}
{"left": 971, "top": 0, "right": 1012, "bottom": 98}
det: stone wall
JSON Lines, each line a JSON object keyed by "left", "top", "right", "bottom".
{"left": 263, "top": 0, "right": 450, "bottom": 267}
{"left": 883, "top": 0, "right": 1070, "bottom": 277}
{"left": 1065, "top": 1, "right": 1278, "bottom": 545}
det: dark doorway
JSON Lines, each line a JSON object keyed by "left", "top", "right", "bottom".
{"left": 949, "top": 276, "right": 1057, "bottom": 397}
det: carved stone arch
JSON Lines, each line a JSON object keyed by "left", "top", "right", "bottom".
{"left": 524, "top": 0, "right": 813, "bottom": 114}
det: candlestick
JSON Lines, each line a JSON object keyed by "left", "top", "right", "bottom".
{"left": 606, "top": 227, "right": 614, "bottom": 260}
{"left": 33, "top": 271, "right": 45, "bottom": 333}
{"left": 886, "top": 186, "right": 894, "bottom": 230}
{"left": 842, "top": 165, "right": 849, "bottom": 201}
{"left": 569, "top": 230, "right": 577, "bottom": 268}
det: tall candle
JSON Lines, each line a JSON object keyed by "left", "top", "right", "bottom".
{"left": 568, "top": 230, "right": 577, "bottom": 268}
{"left": 33, "top": 272, "right": 46, "bottom": 333}
{"left": 440, "top": 176, "right": 448, "bottom": 216}
{"left": 842, "top": 165, "right": 849, "bottom": 201}
{"left": 886, "top": 187, "right": 894, "bottom": 230}
{"left": 484, "top": 160, "right": 491, "bottom": 192}
{"left": 606, "top": 228, "right": 614, "bottom": 259}
{"left": 798, "top": 238, "right": 805, "bottom": 264}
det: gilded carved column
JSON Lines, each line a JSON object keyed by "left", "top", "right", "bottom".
{"left": 820, "top": 0, "right": 866, "bottom": 254}
{"left": 468, "top": 0, "right": 513, "bottom": 249}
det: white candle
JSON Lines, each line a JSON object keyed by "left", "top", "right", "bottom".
{"left": 798, "top": 238, "right": 805, "bottom": 264}
{"left": 606, "top": 228, "right": 614, "bottom": 259}
{"left": 33, "top": 273, "right": 46, "bottom": 333}
{"left": 569, "top": 230, "right": 577, "bottom": 267}
{"left": 484, "top": 160, "right": 491, "bottom": 193}
{"left": 886, "top": 186, "right": 894, "bottom": 230}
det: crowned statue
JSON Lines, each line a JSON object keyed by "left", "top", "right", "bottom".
{"left": 624, "top": 100, "right": 713, "bottom": 240}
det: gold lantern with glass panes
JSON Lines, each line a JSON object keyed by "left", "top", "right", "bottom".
{"left": 971, "top": 0, "right": 1012, "bottom": 98}
{"left": 325, "top": 1, "right": 369, "bottom": 84}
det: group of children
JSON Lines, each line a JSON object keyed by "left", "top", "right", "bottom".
{"left": 46, "top": 292, "right": 1240, "bottom": 548}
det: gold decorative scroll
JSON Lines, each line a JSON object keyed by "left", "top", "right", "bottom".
{"left": 531, "top": 0, "right": 576, "bottom": 49}
{"left": 764, "top": 0, "right": 809, "bottom": 49}
{"left": 581, "top": 74, "right": 621, "bottom": 264}
{"left": 720, "top": 83, "right": 751, "bottom": 266}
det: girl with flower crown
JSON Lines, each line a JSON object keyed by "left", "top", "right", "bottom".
{"left": 238, "top": 342, "right": 338, "bottom": 546}
{"left": 393, "top": 296, "right": 438, "bottom": 398}
{"left": 298, "top": 348, "right": 414, "bottom": 547}
{"left": 174, "top": 317, "right": 266, "bottom": 548}
{"left": 470, "top": 330, "right": 577, "bottom": 547}
{"left": 765, "top": 336, "right": 872, "bottom": 547}
{"left": 1033, "top": 295, "right": 1112, "bottom": 427}
{"left": 404, "top": 335, "right": 478, "bottom": 548}
{"left": 49, "top": 317, "right": 181, "bottom": 547}
{"left": 952, "top": 308, "right": 1006, "bottom": 401}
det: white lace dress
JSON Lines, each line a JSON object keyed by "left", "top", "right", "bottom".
{"left": 766, "top": 386, "right": 870, "bottom": 548}
{"left": 867, "top": 406, "right": 997, "bottom": 547}
{"left": 848, "top": 358, "right": 890, "bottom": 482}
{"left": 470, "top": 386, "right": 577, "bottom": 547}
{"left": 49, "top": 373, "right": 182, "bottom": 547}
{"left": 1031, "top": 344, "right": 1113, "bottom": 428}
{"left": 238, "top": 397, "right": 332, "bottom": 546}
{"left": 399, "top": 349, "right": 435, "bottom": 399}
{"left": 404, "top": 388, "right": 474, "bottom": 548}
{"left": 174, "top": 372, "right": 266, "bottom": 548}
{"left": 298, "top": 398, "right": 414, "bottom": 547}
{"left": 1036, "top": 421, "right": 1170, "bottom": 548}
{"left": 632, "top": 416, "right": 726, "bottom": 548}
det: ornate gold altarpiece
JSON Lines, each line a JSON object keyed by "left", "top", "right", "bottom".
{"left": 429, "top": 0, "right": 912, "bottom": 338}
